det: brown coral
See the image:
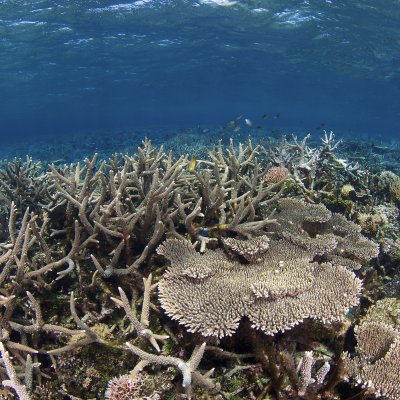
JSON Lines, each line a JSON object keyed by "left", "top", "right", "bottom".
{"left": 271, "top": 198, "right": 379, "bottom": 268}
{"left": 360, "top": 297, "right": 400, "bottom": 329}
{"left": 157, "top": 238, "right": 361, "bottom": 338}
{"left": 344, "top": 321, "right": 400, "bottom": 399}
{"left": 222, "top": 235, "right": 270, "bottom": 262}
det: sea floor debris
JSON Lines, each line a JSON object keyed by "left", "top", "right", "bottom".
{"left": 0, "top": 131, "right": 399, "bottom": 399}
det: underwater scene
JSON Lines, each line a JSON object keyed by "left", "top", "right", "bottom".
{"left": 0, "top": 0, "right": 400, "bottom": 399}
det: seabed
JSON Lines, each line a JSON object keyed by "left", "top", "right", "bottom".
{"left": 0, "top": 126, "right": 399, "bottom": 400}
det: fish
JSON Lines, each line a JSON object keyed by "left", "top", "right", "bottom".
{"left": 227, "top": 120, "right": 236, "bottom": 128}
{"left": 233, "top": 126, "right": 241, "bottom": 133}
{"left": 235, "top": 114, "right": 243, "bottom": 120}
{"left": 188, "top": 156, "right": 196, "bottom": 172}
{"left": 245, "top": 118, "right": 252, "bottom": 126}
{"left": 262, "top": 113, "right": 270, "bottom": 119}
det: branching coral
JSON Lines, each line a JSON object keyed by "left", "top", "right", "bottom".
{"left": 266, "top": 131, "right": 365, "bottom": 201}
{"left": 126, "top": 341, "right": 220, "bottom": 397}
{"left": 0, "top": 134, "right": 389, "bottom": 398}
{"left": 0, "top": 342, "right": 32, "bottom": 400}
{"left": 110, "top": 275, "right": 168, "bottom": 352}
{"left": 0, "top": 157, "right": 49, "bottom": 218}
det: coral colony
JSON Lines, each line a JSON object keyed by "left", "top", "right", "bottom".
{"left": 0, "top": 132, "right": 399, "bottom": 399}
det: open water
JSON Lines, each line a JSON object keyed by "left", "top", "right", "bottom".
{"left": 1, "top": 3, "right": 400, "bottom": 399}
{"left": 0, "top": 0, "right": 399, "bottom": 160}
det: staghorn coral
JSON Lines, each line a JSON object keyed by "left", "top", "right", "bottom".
{"left": 0, "top": 342, "right": 33, "bottom": 400}
{"left": 126, "top": 341, "right": 220, "bottom": 397}
{"left": 110, "top": 275, "right": 169, "bottom": 352}
{"left": 0, "top": 157, "right": 49, "bottom": 216}
{"left": 157, "top": 238, "right": 361, "bottom": 338}
{"left": 344, "top": 321, "right": 400, "bottom": 399}
{"left": 169, "top": 138, "right": 284, "bottom": 246}
{"left": 266, "top": 131, "right": 365, "bottom": 201}
{"left": 0, "top": 135, "right": 388, "bottom": 398}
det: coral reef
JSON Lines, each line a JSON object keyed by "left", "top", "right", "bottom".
{"left": 222, "top": 235, "right": 270, "bottom": 262}
{"left": 157, "top": 238, "right": 361, "bottom": 337}
{"left": 375, "top": 171, "right": 400, "bottom": 204}
{"left": 266, "top": 131, "right": 367, "bottom": 202}
{"left": 0, "top": 133, "right": 398, "bottom": 400}
{"left": 270, "top": 198, "right": 379, "bottom": 270}
{"left": 344, "top": 321, "right": 400, "bottom": 399}
{"left": 360, "top": 297, "right": 400, "bottom": 331}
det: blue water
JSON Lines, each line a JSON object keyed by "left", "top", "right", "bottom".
{"left": 1, "top": 0, "right": 399, "bottom": 155}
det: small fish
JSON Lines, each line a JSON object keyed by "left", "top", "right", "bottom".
{"left": 233, "top": 126, "right": 241, "bottom": 133}
{"left": 188, "top": 156, "right": 196, "bottom": 172}
{"left": 274, "top": 113, "right": 280, "bottom": 119}
{"left": 245, "top": 118, "right": 252, "bottom": 127}
{"left": 202, "top": 128, "right": 210, "bottom": 133}
{"left": 227, "top": 120, "right": 236, "bottom": 128}
{"left": 235, "top": 114, "right": 243, "bottom": 121}
{"left": 262, "top": 113, "right": 270, "bottom": 119}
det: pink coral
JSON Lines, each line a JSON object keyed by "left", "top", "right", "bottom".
{"left": 264, "top": 166, "right": 290, "bottom": 184}
{"left": 105, "top": 373, "right": 143, "bottom": 400}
